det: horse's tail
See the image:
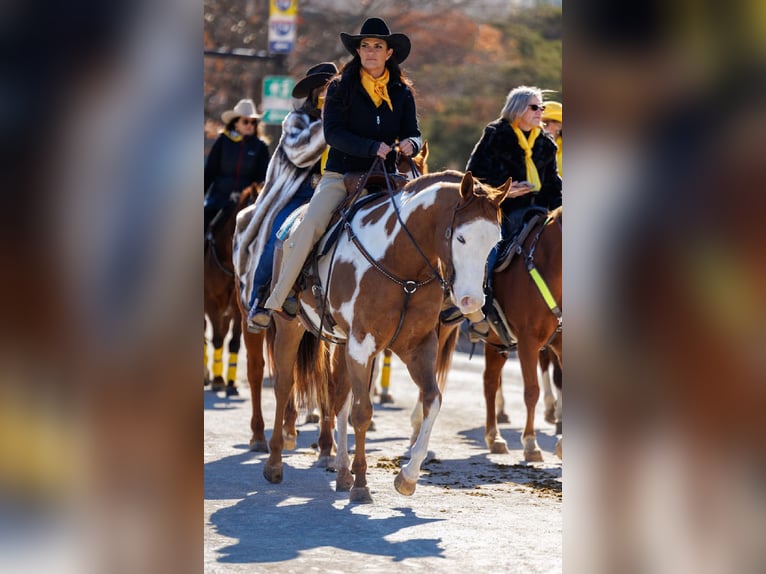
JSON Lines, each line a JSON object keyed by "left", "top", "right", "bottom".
{"left": 264, "top": 327, "right": 330, "bottom": 413}
{"left": 295, "top": 332, "right": 330, "bottom": 411}
{"left": 436, "top": 323, "right": 460, "bottom": 389}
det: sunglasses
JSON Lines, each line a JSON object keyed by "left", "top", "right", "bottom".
{"left": 528, "top": 104, "right": 546, "bottom": 111}
{"left": 239, "top": 118, "right": 258, "bottom": 126}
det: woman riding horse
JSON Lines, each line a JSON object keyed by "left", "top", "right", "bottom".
{"left": 457, "top": 85, "right": 562, "bottom": 340}
{"left": 251, "top": 17, "right": 422, "bottom": 328}
{"left": 233, "top": 63, "right": 339, "bottom": 333}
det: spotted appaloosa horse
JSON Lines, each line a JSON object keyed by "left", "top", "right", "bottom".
{"left": 483, "top": 207, "right": 562, "bottom": 461}
{"left": 264, "top": 170, "right": 508, "bottom": 503}
{"left": 204, "top": 187, "right": 255, "bottom": 396}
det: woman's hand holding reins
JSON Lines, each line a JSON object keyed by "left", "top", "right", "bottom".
{"left": 376, "top": 142, "right": 393, "bottom": 158}
{"left": 397, "top": 138, "right": 415, "bottom": 157}
{"left": 504, "top": 180, "right": 536, "bottom": 199}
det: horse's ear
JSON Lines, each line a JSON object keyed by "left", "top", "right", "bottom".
{"left": 420, "top": 140, "right": 429, "bottom": 161}
{"left": 492, "top": 177, "right": 513, "bottom": 207}
{"left": 460, "top": 171, "right": 475, "bottom": 201}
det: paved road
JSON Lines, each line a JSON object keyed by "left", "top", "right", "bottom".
{"left": 204, "top": 341, "right": 562, "bottom": 574}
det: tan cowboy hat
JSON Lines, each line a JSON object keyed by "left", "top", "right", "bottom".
{"left": 221, "top": 99, "right": 261, "bottom": 125}
{"left": 340, "top": 17, "right": 411, "bottom": 64}
{"left": 292, "top": 62, "right": 339, "bottom": 99}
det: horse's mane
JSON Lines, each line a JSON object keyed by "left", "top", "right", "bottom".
{"left": 404, "top": 169, "right": 463, "bottom": 192}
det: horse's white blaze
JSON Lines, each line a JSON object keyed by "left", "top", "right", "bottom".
{"left": 401, "top": 396, "right": 441, "bottom": 483}
{"left": 451, "top": 219, "right": 500, "bottom": 314}
{"left": 348, "top": 332, "right": 377, "bottom": 366}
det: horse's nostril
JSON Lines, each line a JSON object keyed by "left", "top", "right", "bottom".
{"left": 460, "top": 296, "right": 476, "bottom": 309}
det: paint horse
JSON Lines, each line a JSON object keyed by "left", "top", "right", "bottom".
{"left": 265, "top": 170, "right": 508, "bottom": 503}
{"left": 482, "top": 206, "right": 562, "bottom": 461}
{"left": 234, "top": 145, "right": 431, "bottom": 452}
{"left": 204, "top": 187, "right": 255, "bottom": 396}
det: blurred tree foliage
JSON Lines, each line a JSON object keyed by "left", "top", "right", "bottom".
{"left": 204, "top": 0, "right": 561, "bottom": 170}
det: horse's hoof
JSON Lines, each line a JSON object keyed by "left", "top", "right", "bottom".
{"left": 225, "top": 385, "right": 239, "bottom": 397}
{"left": 489, "top": 439, "right": 509, "bottom": 454}
{"left": 555, "top": 438, "right": 563, "bottom": 459}
{"left": 555, "top": 421, "right": 563, "bottom": 435}
{"left": 210, "top": 379, "right": 226, "bottom": 392}
{"left": 249, "top": 438, "right": 268, "bottom": 452}
{"left": 524, "top": 449, "right": 544, "bottom": 463}
{"left": 496, "top": 412, "right": 510, "bottom": 424}
{"left": 368, "top": 419, "right": 376, "bottom": 432}
{"left": 349, "top": 486, "right": 373, "bottom": 503}
{"left": 379, "top": 393, "right": 394, "bottom": 404}
{"left": 304, "top": 412, "right": 320, "bottom": 424}
{"left": 336, "top": 468, "right": 353, "bottom": 491}
{"left": 263, "top": 463, "right": 283, "bottom": 484}
{"left": 394, "top": 472, "right": 417, "bottom": 496}
{"left": 283, "top": 433, "right": 297, "bottom": 450}
{"left": 317, "top": 454, "right": 332, "bottom": 468}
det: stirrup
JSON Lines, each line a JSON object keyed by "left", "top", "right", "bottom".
{"left": 439, "top": 305, "right": 464, "bottom": 326}
{"left": 246, "top": 308, "right": 272, "bottom": 333}
{"left": 468, "top": 318, "right": 490, "bottom": 343}
{"left": 282, "top": 294, "right": 299, "bottom": 318}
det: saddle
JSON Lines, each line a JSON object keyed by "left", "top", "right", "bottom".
{"left": 273, "top": 168, "right": 410, "bottom": 339}
{"left": 483, "top": 207, "right": 549, "bottom": 351}
{"left": 343, "top": 169, "right": 408, "bottom": 200}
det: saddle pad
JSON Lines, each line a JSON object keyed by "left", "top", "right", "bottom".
{"left": 317, "top": 191, "right": 387, "bottom": 258}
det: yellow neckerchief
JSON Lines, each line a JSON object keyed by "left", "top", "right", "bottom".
{"left": 360, "top": 67, "right": 393, "bottom": 111}
{"left": 320, "top": 146, "right": 330, "bottom": 173}
{"left": 555, "top": 134, "right": 562, "bottom": 177}
{"left": 223, "top": 129, "right": 242, "bottom": 143}
{"left": 511, "top": 120, "right": 541, "bottom": 191}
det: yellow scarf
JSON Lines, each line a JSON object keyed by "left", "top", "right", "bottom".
{"left": 360, "top": 68, "right": 393, "bottom": 111}
{"left": 223, "top": 129, "right": 242, "bottom": 143}
{"left": 511, "top": 121, "right": 541, "bottom": 191}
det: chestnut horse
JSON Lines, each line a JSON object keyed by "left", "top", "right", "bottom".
{"left": 483, "top": 207, "right": 562, "bottom": 461}
{"left": 204, "top": 187, "right": 255, "bottom": 396}
{"left": 234, "top": 146, "right": 430, "bottom": 453}
{"left": 265, "top": 170, "right": 507, "bottom": 503}
{"left": 494, "top": 348, "right": 561, "bottom": 430}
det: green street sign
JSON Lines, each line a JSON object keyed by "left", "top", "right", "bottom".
{"left": 261, "top": 76, "right": 295, "bottom": 124}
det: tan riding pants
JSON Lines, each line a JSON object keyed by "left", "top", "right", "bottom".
{"left": 265, "top": 171, "right": 347, "bottom": 310}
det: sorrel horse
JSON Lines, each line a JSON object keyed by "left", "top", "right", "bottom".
{"left": 234, "top": 146, "right": 430, "bottom": 453}
{"left": 265, "top": 170, "right": 508, "bottom": 503}
{"left": 494, "top": 348, "right": 561, "bottom": 430}
{"left": 482, "top": 206, "right": 562, "bottom": 461}
{"left": 204, "top": 187, "right": 255, "bottom": 396}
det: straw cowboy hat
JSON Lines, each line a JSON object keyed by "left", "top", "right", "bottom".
{"left": 542, "top": 101, "right": 562, "bottom": 123}
{"left": 292, "top": 62, "right": 339, "bottom": 99}
{"left": 340, "top": 17, "right": 411, "bottom": 64}
{"left": 221, "top": 99, "right": 261, "bottom": 125}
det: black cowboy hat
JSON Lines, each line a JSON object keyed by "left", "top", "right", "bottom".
{"left": 291, "top": 62, "right": 339, "bottom": 99}
{"left": 340, "top": 17, "right": 411, "bottom": 64}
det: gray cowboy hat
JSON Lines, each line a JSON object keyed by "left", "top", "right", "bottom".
{"left": 292, "top": 62, "right": 339, "bottom": 99}
{"left": 221, "top": 99, "right": 261, "bottom": 125}
{"left": 340, "top": 17, "right": 411, "bottom": 64}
